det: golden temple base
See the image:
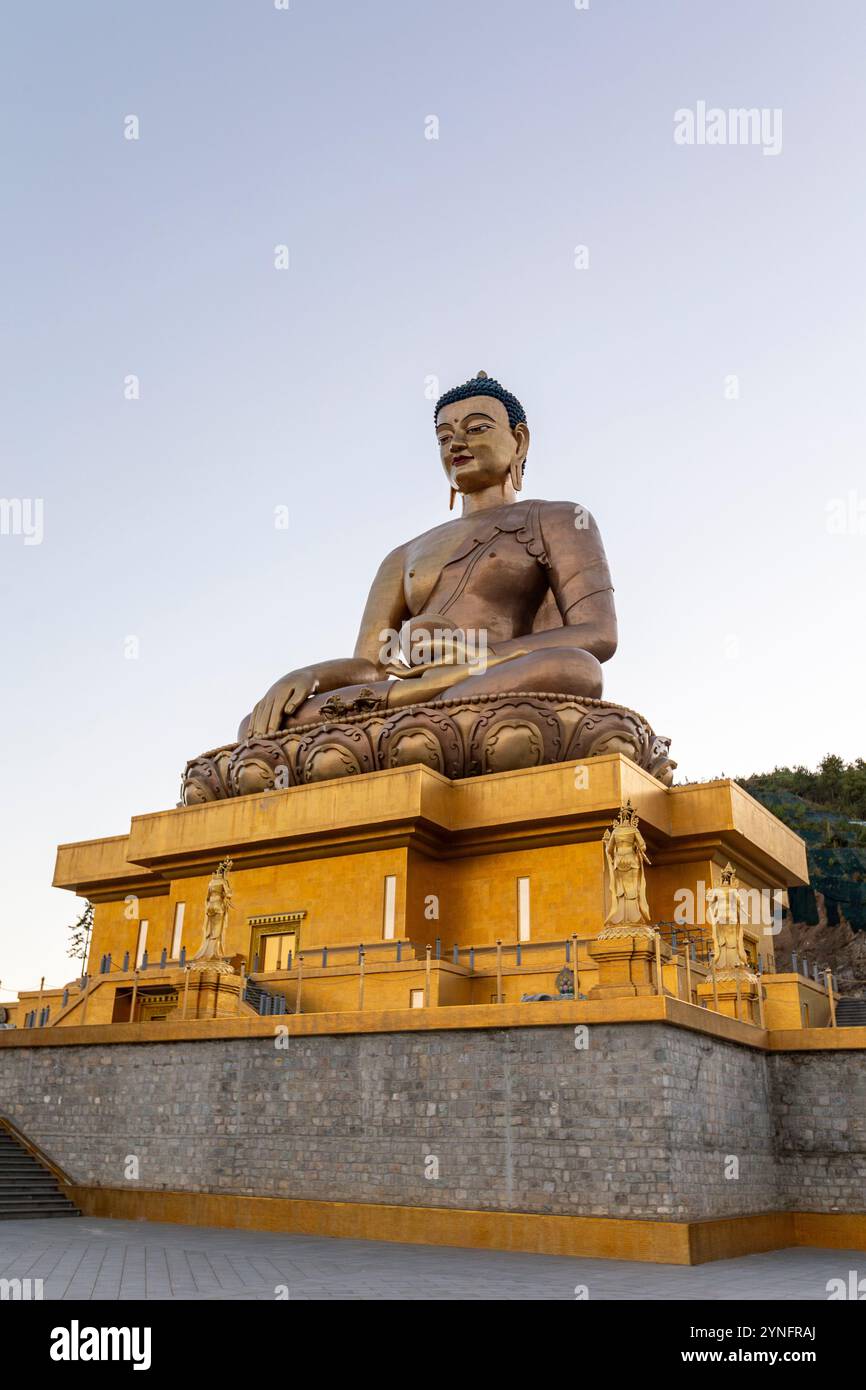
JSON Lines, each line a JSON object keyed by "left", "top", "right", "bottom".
{"left": 23, "top": 753, "right": 809, "bottom": 1029}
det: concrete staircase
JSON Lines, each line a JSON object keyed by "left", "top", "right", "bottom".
{"left": 0, "top": 1127, "right": 80, "bottom": 1220}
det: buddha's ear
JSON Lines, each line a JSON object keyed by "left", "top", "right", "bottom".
{"left": 513, "top": 421, "right": 529, "bottom": 464}
{"left": 510, "top": 422, "right": 529, "bottom": 491}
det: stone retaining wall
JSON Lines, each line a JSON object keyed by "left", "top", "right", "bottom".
{"left": 0, "top": 1024, "right": 861, "bottom": 1219}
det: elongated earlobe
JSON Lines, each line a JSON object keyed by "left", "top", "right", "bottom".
{"left": 449, "top": 487, "right": 457, "bottom": 511}
{"left": 510, "top": 459, "right": 523, "bottom": 493}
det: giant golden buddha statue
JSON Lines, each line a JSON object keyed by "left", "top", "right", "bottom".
{"left": 183, "top": 372, "right": 674, "bottom": 802}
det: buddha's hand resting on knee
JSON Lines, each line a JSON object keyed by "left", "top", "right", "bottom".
{"left": 249, "top": 668, "right": 320, "bottom": 737}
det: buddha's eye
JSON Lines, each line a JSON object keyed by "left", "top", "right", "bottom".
{"left": 468, "top": 424, "right": 488, "bottom": 433}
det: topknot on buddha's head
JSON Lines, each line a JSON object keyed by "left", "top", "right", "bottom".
{"left": 434, "top": 370, "right": 527, "bottom": 430}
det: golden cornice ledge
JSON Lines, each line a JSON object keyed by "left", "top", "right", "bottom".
{"left": 54, "top": 754, "right": 807, "bottom": 889}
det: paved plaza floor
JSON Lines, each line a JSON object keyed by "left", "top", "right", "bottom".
{"left": 0, "top": 1218, "right": 862, "bottom": 1300}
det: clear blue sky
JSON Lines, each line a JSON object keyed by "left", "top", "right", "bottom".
{"left": 1, "top": 0, "right": 864, "bottom": 996}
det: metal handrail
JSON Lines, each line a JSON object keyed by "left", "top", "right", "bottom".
{"left": 248, "top": 934, "right": 593, "bottom": 976}
{"left": 0, "top": 1114, "right": 74, "bottom": 1186}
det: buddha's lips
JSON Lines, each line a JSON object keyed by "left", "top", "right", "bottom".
{"left": 452, "top": 455, "right": 473, "bottom": 467}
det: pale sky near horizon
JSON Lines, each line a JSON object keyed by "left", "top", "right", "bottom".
{"left": 1, "top": 0, "right": 864, "bottom": 998}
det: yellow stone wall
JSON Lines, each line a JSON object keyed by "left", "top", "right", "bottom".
{"left": 88, "top": 896, "right": 172, "bottom": 973}
{"left": 174, "top": 850, "right": 408, "bottom": 960}
{"left": 87, "top": 849, "right": 408, "bottom": 969}
{"left": 404, "top": 841, "right": 604, "bottom": 950}
{"left": 762, "top": 973, "right": 834, "bottom": 1030}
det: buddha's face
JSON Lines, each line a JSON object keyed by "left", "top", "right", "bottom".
{"left": 435, "top": 395, "right": 529, "bottom": 496}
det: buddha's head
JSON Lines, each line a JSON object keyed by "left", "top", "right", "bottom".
{"left": 434, "top": 371, "right": 529, "bottom": 503}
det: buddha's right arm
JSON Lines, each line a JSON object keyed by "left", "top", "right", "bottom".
{"left": 290, "top": 542, "right": 409, "bottom": 692}
{"left": 245, "top": 545, "right": 408, "bottom": 737}
{"left": 297, "top": 656, "right": 386, "bottom": 691}
{"left": 352, "top": 543, "right": 410, "bottom": 675}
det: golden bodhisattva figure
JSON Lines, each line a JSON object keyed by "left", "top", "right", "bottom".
{"left": 189, "top": 858, "right": 234, "bottom": 972}
{"left": 706, "top": 862, "right": 752, "bottom": 974}
{"left": 603, "top": 802, "right": 652, "bottom": 927}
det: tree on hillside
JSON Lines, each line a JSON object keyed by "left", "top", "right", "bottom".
{"left": 741, "top": 756, "right": 866, "bottom": 821}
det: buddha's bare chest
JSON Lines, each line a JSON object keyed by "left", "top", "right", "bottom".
{"left": 402, "top": 520, "right": 475, "bottom": 611}
{"left": 402, "top": 509, "right": 545, "bottom": 619}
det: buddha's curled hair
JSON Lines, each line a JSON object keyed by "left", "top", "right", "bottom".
{"left": 434, "top": 371, "right": 527, "bottom": 430}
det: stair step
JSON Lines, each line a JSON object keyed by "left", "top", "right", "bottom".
{"left": 0, "top": 1183, "right": 66, "bottom": 1193}
{"left": 0, "top": 1195, "right": 78, "bottom": 1206}
{"left": 0, "top": 1202, "right": 79, "bottom": 1214}
{"left": 0, "top": 1190, "right": 76, "bottom": 1197}
{"left": 0, "top": 1168, "right": 49, "bottom": 1176}
{"left": 0, "top": 1208, "right": 80, "bottom": 1220}
{"left": 0, "top": 1160, "right": 60, "bottom": 1169}
{"left": 0, "top": 1178, "right": 63, "bottom": 1189}
{"left": 0, "top": 1128, "right": 81, "bottom": 1218}
{"left": 0, "top": 1176, "right": 65, "bottom": 1185}
{"left": 0, "top": 1214, "right": 80, "bottom": 1221}
{"left": 0, "top": 1191, "right": 77, "bottom": 1204}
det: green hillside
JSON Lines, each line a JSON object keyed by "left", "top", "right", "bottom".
{"left": 737, "top": 756, "right": 866, "bottom": 930}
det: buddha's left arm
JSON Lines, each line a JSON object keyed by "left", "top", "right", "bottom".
{"left": 498, "top": 501, "right": 618, "bottom": 663}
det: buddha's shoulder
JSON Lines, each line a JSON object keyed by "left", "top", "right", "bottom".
{"left": 526, "top": 497, "right": 596, "bottom": 520}
{"left": 522, "top": 498, "right": 602, "bottom": 537}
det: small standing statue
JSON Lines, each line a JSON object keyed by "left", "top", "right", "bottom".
{"left": 706, "top": 862, "right": 750, "bottom": 973}
{"left": 603, "top": 801, "right": 652, "bottom": 927}
{"left": 189, "top": 858, "right": 234, "bottom": 972}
